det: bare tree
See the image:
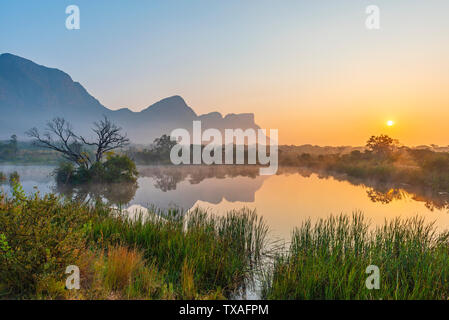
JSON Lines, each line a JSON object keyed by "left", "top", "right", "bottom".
{"left": 79, "top": 116, "right": 130, "bottom": 163}
{"left": 27, "top": 118, "right": 91, "bottom": 168}
{"left": 27, "top": 116, "right": 129, "bottom": 168}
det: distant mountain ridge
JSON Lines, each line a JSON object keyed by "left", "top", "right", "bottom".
{"left": 0, "top": 53, "right": 260, "bottom": 143}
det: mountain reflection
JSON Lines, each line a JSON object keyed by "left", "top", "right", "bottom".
{"left": 139, "top": 165, "right": 260, "bottom": 189}
{"left": 2, "top": 165, "right": 448, "bottom": 213}
{"left": 132, "top": 165, "right": 267, "bottom": 210}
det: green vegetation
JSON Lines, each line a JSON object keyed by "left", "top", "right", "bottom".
{"left": 262, "top": 213, "right": 449, "bottom": 300}
{"left": 0, "top": 172, "right": 6, "bottom": 183}
{"left": 129, "top": 134, "right": 270, "bottom": 166}
{"left": 0, "top": 183, "right": 91, "bottom": 298}
{"left": 0, "top": 171, "right": 21, "bottom": 185}
{"left": 0, "top": 135, "right": 18, "bottom": 161}
{"left": 27, "top": 117, "right": 138, "bottom": 185}
{"left": 0, "top": 136, "right": 61, "bottom": 164}
{"left": 0, "top": 185, "right": 267, "bottom": 299}
{"left": 129, "top": 134, "right": 178, "bottom": 165}
{"left": 8, "top": 171, "right": 20, "bottom": 185}
{"left": 91, "top": 207, "right": 267, "bottom": 298}
{"left": 55, "top": 154, "right": 138, "bottom": 186}
{"left": 281, "top": 135, "right": 449, "bottom": 193}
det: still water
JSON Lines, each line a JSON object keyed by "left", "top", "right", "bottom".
{"left": 2, "top": 165, "right": 449, "bottom": 242}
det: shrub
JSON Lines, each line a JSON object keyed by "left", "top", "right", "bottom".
{"left": 55, "top": 155, "right": 138, "bottom": 186}
{"left": 102, "top": 154, "right": 138, "bottom": 183}
{"left": 55, "top": 162, "right": 75, "bottom": 185}
{"left": 0, "top": 184, "right": 91, "bottom": 297}
{"left": 8, "top": 171, "right": 20, "bottom": 185}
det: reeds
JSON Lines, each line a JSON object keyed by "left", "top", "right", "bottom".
{"left": 91, "top": 207, "right": 269, "bottom": 298}
{"left": 261, "top": 212, "right": 449, "bottom": 300}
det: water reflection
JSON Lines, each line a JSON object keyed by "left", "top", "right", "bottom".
{"left": 45, "top": 166, "right": 265, "bottom": 210}
{"left": 133, "top": 166, "right": 267, "bottom": 210}
{"left": 56, "top": 182, "right": 138, "bottom": 206}
{"left": 276, "top": 166, "right": 449, "bottom": 212}
{"left": 1, "top": 165, "right": 449, "bottom": 214}
{"left": 139, "top": 165, "right": 260, "bottom": 191}
{"left": 3, "top": 164, "right": 449, "bottom": 241}
{"left": 366, "top": 188, "right": 405, "bottom": 204}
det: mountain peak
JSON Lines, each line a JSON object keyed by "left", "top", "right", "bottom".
{"left": 162, "top": 95, "right": 186, "bottom": 104}
{"left": 149, "top": 95, "right": 187, "bottom": 108}
{"left": 0, "top": 52, "right": 74, "bottom": 84}
{"left": 0, "top": 52, "right": 20, "bottom": 60}
{"left": 0, "top": 53, "right": 44, "bottom": 68}
{"left": 142, "top": 95, "right": 197, "bottom": 117}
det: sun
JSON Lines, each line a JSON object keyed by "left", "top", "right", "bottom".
{"left": 387, "top": 120, "right": 395, "bottom": 127}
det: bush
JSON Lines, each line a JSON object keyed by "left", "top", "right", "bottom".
{"left": 8, "top": 171, "right": 20, "bottom": 185}
{"left": 0, "top": 184, "right": 91, "bottom": 297}
{"left": 55, "top": 155, "right": 138, "bottom": 186}
{"left": 102, "top": 154, "right": 138, "bottom": 183}
{"left": 55, "top": 162, "right": 75, "bottom": 185}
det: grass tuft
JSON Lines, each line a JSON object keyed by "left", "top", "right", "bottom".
{"left": 262, "top": 212, "right": 449, "bottom": 300}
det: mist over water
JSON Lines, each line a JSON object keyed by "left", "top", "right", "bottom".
{"left": 2, "top": 165, "right": 449, "bottom": 242}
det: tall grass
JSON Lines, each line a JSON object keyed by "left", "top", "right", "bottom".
{"left": 91, "top": 208, "right": 268, "bottom": 298}
{"left": 0, "top": 186, "right": 268, "bottom": 299}
{"left": 262, "top": 212, "right": 449, "bottom": 300}
{"left": 99, "top": 245, "right": 166, "bottom": 299}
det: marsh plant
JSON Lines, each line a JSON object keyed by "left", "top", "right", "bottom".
{"left": 0, "top": 185, "right": 268, "bottom": 299}
{"left": 262, "top": 213, "right": 449, "bottom": 300}
{"left": 91, "top": 207, "right": 269, "bottom": 298}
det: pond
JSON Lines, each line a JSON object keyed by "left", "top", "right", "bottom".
{"left": 2, "top": 164, "right": 449, "bottom": 243}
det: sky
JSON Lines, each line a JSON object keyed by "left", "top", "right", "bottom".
{"left": 1, "top": 0, "right": 449, "bottom": 146}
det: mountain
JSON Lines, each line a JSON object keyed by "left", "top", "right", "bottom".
{"left": 0, "top": 53, "right": 260, "bottom": 143}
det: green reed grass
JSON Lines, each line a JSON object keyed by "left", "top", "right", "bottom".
{"left": 90, "top": 207, "right": 269, "bottom": 298}
{"left": 261, "top": 212, "right": 449, "bottom": 300}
